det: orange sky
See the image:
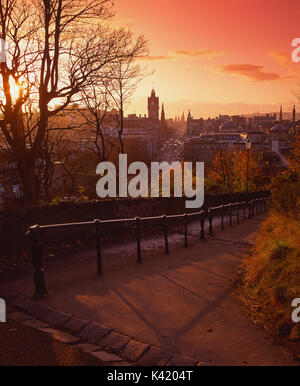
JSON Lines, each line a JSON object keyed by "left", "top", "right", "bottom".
{"left": 114, "top": 0, "right": 300, "bottom": 118}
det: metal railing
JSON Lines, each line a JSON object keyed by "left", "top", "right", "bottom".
{"left": 26, "top": 196, "right": 270, "bottom": 296}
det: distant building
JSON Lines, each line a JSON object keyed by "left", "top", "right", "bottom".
{"left": 184, "top": 133, "right": 247, "bottom": 164}
{"left": 148, "top": 88, "right": 159, "bottom": 121}
{"left": 183, "top": 105, "right": 298, "bottom": 167}
{"left": 187, "top": 110, "right": 204, "bottom": 136}
{"left": 218, "top": 120, "right": 239, "bottom": 133}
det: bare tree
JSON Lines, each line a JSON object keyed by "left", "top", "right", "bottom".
{"left": 0, "top": 0, "right": 146, "bottom": 204}
{"left": 104, "top": 56, "right": 150, "bottom": 153}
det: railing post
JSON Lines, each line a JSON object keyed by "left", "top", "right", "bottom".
{"left": 94, "top": 219, "right": 103, "bottom": 275}
{"left": 229, "top": 204, "right": 233, "bottom": 226}
{"left": 200, "top": 212, "right": 205, "bottom": 240}
{"left": 26, "top": 225, "right": 48, "bottom": 296}
{"left": 237, "top": 203, "right": 240, "bottom": 224}
{"left": 251, "top": 199, "right": 255, "bottom": 217}
{"left": 256, "top": 199, "right": 259, "bottom": 215}
{"left": 208, "top": 209, "right": 214, "bottom": 236}
{"left": 135, "top": 217, "right": 142, "bottom": 264}
{"left": 248, "top": 200, "right": 252, "bottom": 219}
{"left": 162, "top": 215, "right": 169, "bottom": 254}
{"left": 243, "top": 201, "right": 246, "bottom": 220}
{"left": 221, "top": 205, "right": 224, "bottom": 230}
{"left": 184, "top": 213, "right": 188, "bottom": 247}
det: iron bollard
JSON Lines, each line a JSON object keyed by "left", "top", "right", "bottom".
{"left": 251, "top": 200, "right": 255, "bottom": 217}
{"left": 135, "top": 217, "right": 142, "bottom": 264}
{"left": 237, "top": 203, "right": 240, "bottom": 224}
{"left": 26, "top": 225, "right": 48, "bottom": 296}
{"left": 94, "top": 219, "right": 103, "bottom": 274}
{"left": 258, "top": 199, "right": 261, "bottom": 214}
{"left": 264, "top": 198, "right": 267, "bottom": 212}
{"left": 229, "top": 204, "right": 233, "bottom": 226}
{"left": 256, "top": 199, "right": 259, "bottom": 215}
{"left": 200, "top": 212, "right": 205, "bottom": 240}
{"left": 248, "top": 201, "right": 252, "bottom": 219}
{"left": 162, "top": 215, "right": 169, "bottom": 254}
{"left": 243, "top": 201, "right": 246, "bottom": 220}
{"left": 208, "top": 209, "right": 214, "bottom": 236}
{"left": 184, "top": 213, "right": 188, "bottom": 247}
{"left": 221, "top": 205, "right": 224, "bottom": 230}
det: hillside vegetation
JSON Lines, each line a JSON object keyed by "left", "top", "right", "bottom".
{"left": 238, "top": 159, "right": 300, "bottom": 351}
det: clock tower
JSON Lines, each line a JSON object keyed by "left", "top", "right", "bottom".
{"left": 148, "top": 88, "right": 159, "bottom": 121}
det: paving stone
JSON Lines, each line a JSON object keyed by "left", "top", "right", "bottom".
{"left": 9, "top": 311, "right": 32, "bottom": 321}
{"left": 39, "top": 328, "right": 80, "bottom": 344}
{"left": 12, "top": 295, "right": 34, "bottom": 311}
{"left": 120, "top": 339, "right": 150, "bottom": 362}
{"left": 28, "top": 302, "right": 53, "bottom": 319}
{"left": 98, "top": 331, "right": 130, "bottom": 353}
{"left": 41, "top": 309, "right": 71, "bottom": 327}
{"left": 64, "top": 316, "right": 90, "bottom": 333}
{"left": 90, "top": 350, "right": 123, "bottom": 362}
{"left": 167, "top": 354, "right": 197, "bottom": 366}
{"left": 78, "top": 322, "right": 111, "bottom": 342}
{"left": 28, "top": 302, "right": 71, "bottom": 327}
{"left": 138, "top": 346, "right": 171, "bottom": 366}
{"left": 22, "top": 318, "right": 49, "bottom": 329}
{"left": 76, "top": 343, "right": 100, "bottom": 353}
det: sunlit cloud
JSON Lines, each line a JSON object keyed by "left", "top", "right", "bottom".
{"left": 217, "top": 63, "right": 296, "bottom": 82}
{"left": 172, "top": 49, "right": 225, "bottom": 58}
{"left": 270, "top": 52, "right": 292, "bottom": 67}
{"left": 138, "top": 49, "right": 224, "bottom": 62}
{"left": 138, "top": 55, "right": 171, "bottom": 61}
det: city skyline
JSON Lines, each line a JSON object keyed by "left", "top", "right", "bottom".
{"left": 114, "top": 0, "right": 300, "bottom": 117}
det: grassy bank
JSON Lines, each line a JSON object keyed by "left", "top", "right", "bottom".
{"left": 237, "top": 178, "right": 300, "bottom": 355}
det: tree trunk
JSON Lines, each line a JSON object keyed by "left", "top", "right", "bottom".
{"left": 17, "top": 153, "right": 39, "bottom": 205}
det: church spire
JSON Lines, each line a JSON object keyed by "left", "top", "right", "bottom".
{"left": 279, "top": 105, "right": 282, "bottom": 123}
{"left": 293, "top": 105, "right": 296, "bottom": 123}
{"left": 292, "top": 105, "right": 296, "bottom": 134}
{"left": 161, "top": 103, "right": 166, "bottom": 128}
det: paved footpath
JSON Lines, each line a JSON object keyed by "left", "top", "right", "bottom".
{"left": 1, "top": 213, "right": 298, "bottom": 366}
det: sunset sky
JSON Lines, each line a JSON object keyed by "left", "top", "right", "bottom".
{"left": 114, "top": 0, "right": 300, "bottom": 118}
